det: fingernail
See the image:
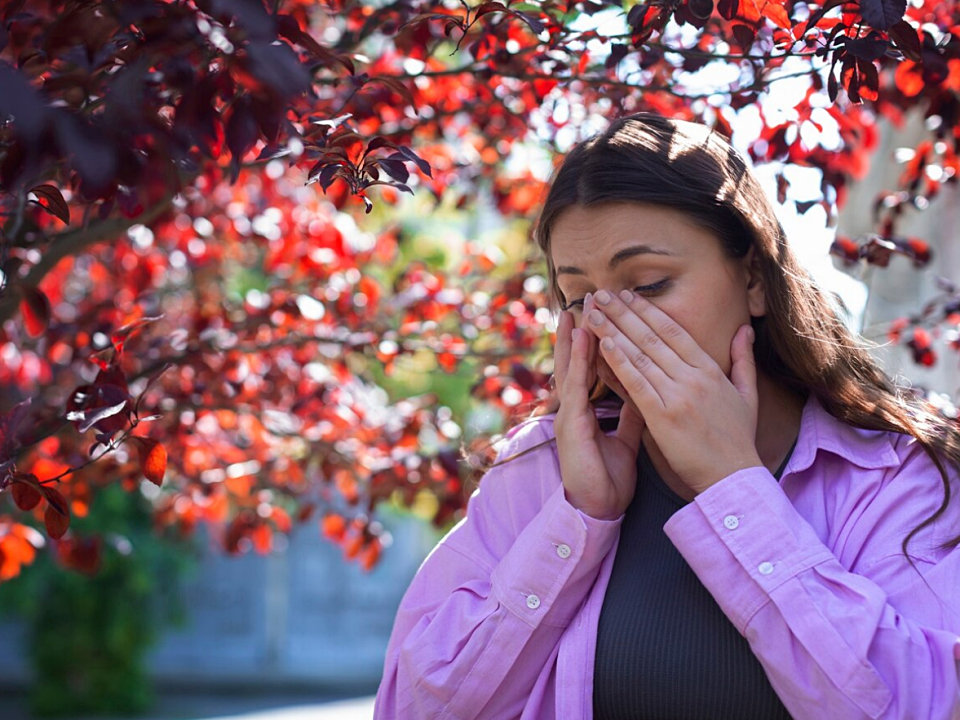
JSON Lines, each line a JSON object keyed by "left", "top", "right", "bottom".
{"left": 748, "top": 327, "right": 755, "bottom": 343}
{"left": 619, "top": 289, "right": 633, "bottom": 303}
{"left": 595, "top": 289, "right": 611, "bottom": 305}
{"left": 584, "top": 291, "right": 593, "bottom": 306}
{"left": 588, "top": 309, "right": 604, "bottom": 326}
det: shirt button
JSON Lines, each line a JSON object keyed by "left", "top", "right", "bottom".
{"left": 758, "top": 562, "right": 775, "bottom": 576}
{"left": 556, "top": 543, "right": 571, "bottom": 559}
{"left": 723, "top": 515, "right": 739, "bottom": 530}
{"left": 526, "top": 594, "right": 541, "bottom": 610}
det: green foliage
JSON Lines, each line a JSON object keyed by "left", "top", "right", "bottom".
{"left": 0, "top": 485, "right": 195, "bottom": 717}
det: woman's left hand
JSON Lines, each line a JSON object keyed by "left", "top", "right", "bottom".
{"left": 584, "top": 288, "right": 762, "bottom": 495}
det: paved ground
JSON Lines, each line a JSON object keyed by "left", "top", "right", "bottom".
{"left": 0, "top": 691, "right": 377, "bottom": 720}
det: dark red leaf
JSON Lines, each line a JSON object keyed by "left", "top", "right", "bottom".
{"left": 45, "top": 504, "right": 70, "bottom": 539}
{"left": 717, "top": 0, "right": 739, "bottom": 20}
{"left": 257, "top": 143, "right": 292, "bottom": 161}
{"left": 245, "top": 40, "right": 311, "bottom": 98}
{"left": 226, "top": 96, "right": 259, "bottom": 163}
{"left": 11, "top": 474, "right": 42, "bottom": 511}
{"left": 507, "top": 10, "right": 545, "bottom": 35}
{"left": 859, "top": 0, "right": 906, "bottom": 31}
{"left": 688, "top": 0, "right": 714, "bottom": 20}
{"left": 365, "top": 136, "right": 393, "bottom": 154}
{"left": 730, "top": 23, "right": 756, "bottom": 52}
{"left": 315, "top": 163, "right": 342, "bottom": 192}
{"left": 844, "top": 35, "right": 889, "bottom": 62}
{"left": 395, "top": 146, "right": 433, "bottom": 178}
{"left": 67, "top": 400, "right": 128, "bottom": 434}
{"left": 863, "top": 236, "right": 895, "bottom": 266}
{"left": 377, "top": 158, "right": 410, "bottom": 183}
{"left": 42, "top": 485, "right": 69, "bottom": 517}
{"left": 57, "top": 535, "right": 102, "bottom": 575}
{"left": 776, "top": 172, "right": 789, "bottom": 204}
{"left": 904, "top": 237, "right": 932, "bottom": 266}
{"left": 20, "top": 286, "right": 51, "bottom": 337}
{"left": 475, "top": 2, "right": 508, "bottom": 20}
{"left": 0, "top": 398, "right": 31, "bottom": 467}
{"left": 888, "top": 19, "right": 922, "bottom": 62}
{"left": 29, "top": 184, "right": 69, "bottom": 224}
{"left": 827, "top": 51, "right": 841, "bottom": 102}
{"left": 829, "top": 236, "right": 860, "bottom": 265}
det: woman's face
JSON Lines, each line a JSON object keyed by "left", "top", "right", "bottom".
{"left": 550, "top": 202, "right": 765, "bottom": 404}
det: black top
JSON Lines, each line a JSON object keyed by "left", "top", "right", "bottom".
{"left": 593, "top": 441, "right": 797, "bottom": 720}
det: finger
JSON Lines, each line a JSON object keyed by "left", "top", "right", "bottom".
{"left": 598, "top": 334, "right": 665, "bottom": 409}
{"left": 613, "top": 398, "right": 645, "bottom": 454}
{"left": 585, "top": 318, "right": 598, "bottom": 381}
{"left": 563, "top": 327, "right": 593, "bottom": 413}
{"left": 587, "top": 306, "right": 673, "bottom": 394}
{"left": 729, "top": 324, "right": 759, "bottom": 410}
{"left": 582, "top": 291, "right": 600, "bottom": 339}
{"left": 617, "top": 289, "right": 713, "bottom": 370}
{"left": 581, "top": 293, "right": 599, "bottom": 381}
{"left": 592, "top": 289, "right": 683, "bottom": 381}
{"left": 554, "top": 310, "right": 572, "bottom": 393}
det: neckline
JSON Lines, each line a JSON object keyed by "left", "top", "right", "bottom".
{"left": 637, "top": 435, "right": 799, "bottom": 508}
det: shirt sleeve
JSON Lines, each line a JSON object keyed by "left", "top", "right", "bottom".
{"left": 373, "top": 418, "right": 623, "bottom": 720}
{"left": 663, "top": 444, "right": 960, "bottom": 720}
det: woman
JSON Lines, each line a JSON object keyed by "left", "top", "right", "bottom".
{"left": 372, "top": 113, "right": 960, "bottom": 719}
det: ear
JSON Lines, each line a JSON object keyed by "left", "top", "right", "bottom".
{"left": 743, "top": 244, "right": 766, "bottom": 318}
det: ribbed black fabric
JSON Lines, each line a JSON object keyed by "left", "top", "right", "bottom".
{"left": 592, "top": 441, "right": 797, "bottom": 720}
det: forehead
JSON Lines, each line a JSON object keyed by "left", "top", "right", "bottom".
{"left": 549, "top": 203, "right": 713, "bottom": 264}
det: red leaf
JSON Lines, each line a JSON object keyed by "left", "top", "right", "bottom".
{"left": 29, "top": 184, "right": 69, "bottom": 224}
{"left": 321, "top": 513, "right": 347, "bottom": 541}
{"left": 905, "top": 237, "right": 931, "bottom": 266}
{"left": 857, "top": 58, "right": 879, "bottom": 101}
{"left": 11, "top": 474, "right": 42, "bottom": 511}
{"left": 251, "top": 523, "right": 272, "bottom": 554}
{"left": 57, "top": 535, "right": 102, "bottom": 575}
{"left": 43, "top": 487, "right": 70, "bottom": 540}
{"left": 135, "top": 438, "right": 167, "bottom": 486}
{"left": 894, "top": 60, "right": 924, "bottom": 97}
{"left": 359, "top": 537, "right": 382, "bottom": 571}
{"left": 20, "top": 286, "right": 50, "bottom": 337}
{"left": 761, "top": 2, "right": 790, "bottom": 30}
{"left": 42, "top": 486, "right": 69, "bottom": 516}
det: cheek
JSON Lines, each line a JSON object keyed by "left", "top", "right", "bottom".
{"left": 655, "top": 302, "right": 736, "bottom": 376}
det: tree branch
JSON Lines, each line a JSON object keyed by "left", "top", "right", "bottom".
{"left": 0, "top": 196, "right": 175, "bottom": 326}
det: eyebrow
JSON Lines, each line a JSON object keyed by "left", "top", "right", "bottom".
{"left": 555, "top": 244, "right": 677, "bottom": 276}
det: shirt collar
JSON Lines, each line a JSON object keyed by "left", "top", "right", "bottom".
{"left": 786, "top": 393, "right": 900, "bottom": 474}
{"left": 593, "top": 392, "right": 900, "bottom": 474}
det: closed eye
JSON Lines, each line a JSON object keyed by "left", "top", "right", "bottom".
{"left": 561, "top": 279, "right": 670, "bottom": 311}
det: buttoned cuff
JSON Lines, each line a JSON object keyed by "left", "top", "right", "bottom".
{"left": 663, "top": 466, "right": 834, "bottom": 633}
{"left": 491, "top": 482, "right": 622, "bottom": 629}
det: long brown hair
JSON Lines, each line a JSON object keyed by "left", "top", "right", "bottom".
{"left": 463, "top": 112, "right": 960, "bottom": 558}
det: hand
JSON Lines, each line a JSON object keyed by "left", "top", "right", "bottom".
{"left": 585, "top": 289, "right": 761, "bottom": 495}
{"left": 553, "top": 306, "right": 646, "bottom": 520}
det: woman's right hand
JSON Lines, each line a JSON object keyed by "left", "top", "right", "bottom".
{"left": 553, "top": 296, "right": 646, "bottom": 521}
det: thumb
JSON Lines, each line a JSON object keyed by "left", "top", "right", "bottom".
{"left": 730, "top": 324, "right": 758, "bottom": 409}
{"left": 613, "top": 400, "right": 645, "bottom": 454}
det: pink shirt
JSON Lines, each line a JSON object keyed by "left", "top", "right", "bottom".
{"left": 373, "top": 395, "right": 960, "bottom": 719}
